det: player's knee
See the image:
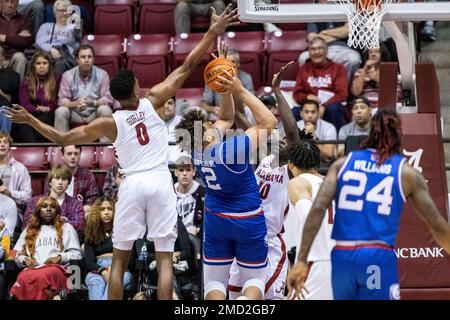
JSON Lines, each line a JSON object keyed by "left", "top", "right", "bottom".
{"left": 243, "top": 278, "right": 265, "bottom": 297}
{"left": 204, "top": 281, "right": 226, "bottom": 297}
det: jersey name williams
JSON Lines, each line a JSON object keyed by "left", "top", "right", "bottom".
{"left": 352, "top": 160, "right": 392, "bottom": 175}
{"left": 126, "top": 111, "right": 145, "bottom": 126}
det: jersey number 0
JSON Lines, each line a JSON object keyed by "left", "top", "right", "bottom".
{"left": 135, "top": 123, "right": 150, "bottom": 145}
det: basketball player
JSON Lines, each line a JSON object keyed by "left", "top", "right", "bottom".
{"left": 287, "top": 136, "right": 334, "bottom": 300}
{"left": 228, "top": 62, "right": 299, "bottom": 300}
{"left": 175, "top": 72, "right": 278, "bottom": 300}
{"left": 288, "top": 109, "right": 450, "bottom": 300}
{"left": 3, "top": 6, "right": 239, "bottom": 300}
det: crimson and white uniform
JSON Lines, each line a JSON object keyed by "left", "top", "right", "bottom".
{"left": 292, "top": 173, "right": 335, "bottom": 300}
{"left": 111, "top": 98, "right": 178, "bottom": 251}
{"left": 228, "top": 155, "right": 290, "bottom": 299}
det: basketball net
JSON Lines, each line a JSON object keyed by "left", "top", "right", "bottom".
{"left": 329, "top": 0, "right": 396, "bottom": 49}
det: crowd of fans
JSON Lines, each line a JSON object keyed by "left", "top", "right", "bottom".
{"left": 0, "top": 0, "right": 433, "bottom": 300}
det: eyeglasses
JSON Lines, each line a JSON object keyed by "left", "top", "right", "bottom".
{"left": 367, "top": 64, "right": 379, "bottom": 70}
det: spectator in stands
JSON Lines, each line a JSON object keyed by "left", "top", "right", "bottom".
{"left": 19, "top": 51, "right": 59, "bottom": 142}
{"left": 337, "top": 96, "right": 372, "bottom": 157}
{"left": 297, "top": 99, "right": 336, "bottom": 163}
{"left": 0, "top": 47, "right": 20, "bottom": 135}
{"left": 18, "top": 0, "right": 44, "bottom": 39}
{"left": 174, "top": 156, "right": 204, "bottom": 239}
{"left": 165, "top": 97, "right": 187, "bottom": 164}
{"left": 298, "top": 0, "right": 361, "bottom": 81}
{"left": 102, "top": 163, "right": 122, "bottom": 201}
{"left": 201, "top": 48, "right": 254, "bottom": 121}
{"left": 293, "top": 37, "right": 349, "bottom": 132}
{"left": 55, "top": 44, "right": 113, "bottom": 142}
{"left": 174, "top": 156, "right": 204, "bottom": 299}
{"left": 0, "top": 0, "right": 33, "bottom": 79}
{"left": 0, "top": 193, "right": 17, "bottom": 238}
{"left": 11, "top": 196, "right": 81, "bottom": 300}
{"left": 0, "top": 131, "right": 32, "bottom": 220}
{"left": 44, "top": 145, "right": 100, "bottom": 213}
{"left": 35, "top": 0, "right": 80, "bottom": 75}
{"left": 84, "top": 196, "right": 132, "bottom": 300}
{"left": 175, "top": 0, "right": 226, "bottom": 34}
{"left": 351, "top": 45, "right": 402, "bottom": 110}
{"left": 23, "top": 164, "right": 85, "bottom": 234}
{"left": 0, "top": 217, "right": 11, "bottom": 299}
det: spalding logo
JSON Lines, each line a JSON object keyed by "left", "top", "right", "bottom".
{"left": 206, "top": 67, "right": 224, "bottom": 80}
{"left": 389, "top": 283, "right": 400, "bottom": 300}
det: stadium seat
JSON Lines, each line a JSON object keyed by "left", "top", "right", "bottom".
{"left": 48, "top": 146, "right": 99, "bottom": 170}
{"left": 31, "top": 177, "right": 46, "bottom": 196}
{"left": 221, "top": 31, "right": 266, "bottom": 88}
{"left": 98, "top": 146, "right": 117, "bottom": 170}
{"left": 81, "top": 34, "right": 125, "bottom": 78}
{"left": 10, "top": 147, "right": 48, "bottom": 171}
{"left": 275, "top": 23, "right": 307, "bottom": 31}
{"left": 176, "top": 88, "right": 204, "bottom": 110}
{"left": 172, "top": 33, "right": 217, "bottom": 88}
{"left": 93, "top": 0, "right": 135, "bottom": 36}
{"left": 139, "top": 0, "right": 176, "bottom": 35}
{"left": 126, "top": 34, "right": 171, "bottom": 89}
{"left": 267, "top": 30, "right": 308, "bottom": 82}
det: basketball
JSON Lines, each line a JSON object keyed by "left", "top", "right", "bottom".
{"left": 204, "top": 57, "right": 237, "bottom": 93}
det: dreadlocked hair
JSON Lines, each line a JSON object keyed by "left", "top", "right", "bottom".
{"left": 175, "top": 109, "right": 206, "bottom": 152}
{"left": 288, "top": 130, "right": 321, "bottom": 170}
{"left": 360, "top": 108, "right": 402, "bottom": 165}
{"left": 109, "top": 69, "right": 136, "bottom": 101}
{"left": 23, "top": 196, "right": 64, "bottom": 260}
{"left": 85, "top": 196, "right": 115, "bottom": 246}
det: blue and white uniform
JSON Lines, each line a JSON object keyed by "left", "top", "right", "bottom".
{"left": 332, "top": 148, "right": 406, "bottom": 300}
{"left": 194, "top": 133, "right": 268, "bottom": 297}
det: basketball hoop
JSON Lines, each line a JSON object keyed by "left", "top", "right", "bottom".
{"left": 329, "top": 0, "right": 397, "bottom": 49}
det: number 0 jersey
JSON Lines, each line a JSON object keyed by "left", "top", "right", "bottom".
{"left": 332, "top": 149, "right": 407, "bottom": 246}
{"left": 193, "top": 134, "right": 261, "bottom": 214}
{"left": 254, "top": 155, "right": 290, "bottom": 237}
{"left": 112, "top": 98, "right": 169, "bottom": 175}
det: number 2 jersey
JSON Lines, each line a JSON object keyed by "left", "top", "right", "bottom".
{"left": 254, "top": 155, "right": 290, "bottom": 237}
{"left": 193, "top": 134, "right": 261, "bottom": 214}
{"left": 333, "top": 149, "right": 407, "bottom": 246}
{"left": 112, "top": 98, "right": 169, "bottom": 175}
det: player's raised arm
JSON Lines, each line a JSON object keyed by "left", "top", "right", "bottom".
{"left": 218, "top": 73, "right": 277, "bottom": 152}
{"left": 272, "top": 61, "right": 300, "bottom": 147}
{"left": 4, "top": 104, "right": 116, "bottom": 146}
{"left": 145, "top": 5, "right": 239, "bottom": 109}
{"left": 403, "top": 164, "right": 450, "bottom": 254}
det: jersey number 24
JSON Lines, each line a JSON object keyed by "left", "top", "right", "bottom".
{"left": 338, "top": 170, "right": 393, "bottom": 215}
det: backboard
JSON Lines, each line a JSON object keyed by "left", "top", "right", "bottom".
{"left": 237, "top": 0, "right": 450, "bottom": 23}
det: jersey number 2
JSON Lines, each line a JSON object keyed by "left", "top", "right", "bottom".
{"left": 135, "top": 123, "right": 150, "bottom": 145}
{"left": 338, "top": 170, "right": 393, "bottom": 216}
{"left": 201, "top": 167, "right": 222, "bottom": 190}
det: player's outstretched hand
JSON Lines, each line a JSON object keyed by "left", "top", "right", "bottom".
{"left": 272, "top": 61, "right": 294, "bottom": 89}
{"left": 209, "top": 4, "right": 239, "bottom": 36}
{"left": 287, "top": 261, "right": 310, "bottom": 300}
{"left": 2, "top": 104, "right": 32, "bottom": 124}
{"left": 216, "top": 69, "right": 242, "bottom": 95}
{"left": 212, "top": 41, "right": 229, "bottom": 59}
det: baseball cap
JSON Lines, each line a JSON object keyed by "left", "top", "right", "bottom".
{"left": 259, "top": 95, "right": 276, "bottom": 108}
{"left": 349, "top": 96, "right": 371, "bottom": 109}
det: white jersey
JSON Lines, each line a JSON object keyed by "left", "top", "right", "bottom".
{"left": 112, "top": 98, "right": 169, "bottom": 175}
{"left": 295, "top": 173, "right": 335, "bottom": 262}
{"left": 254, "top": 155, "right": 290, "bottom": 237}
